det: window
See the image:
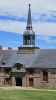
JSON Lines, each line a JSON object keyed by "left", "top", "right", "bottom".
{"left": 28, "top": 36, "right": 30, "bottom": 40}
{"left": 24, "top": 36, "right": 27, "bottom": 45}
{"left": 43, "top": 70, "right": 48, "bottom": 82}
{"left": 4, "top": 78, "right": 10, "bottom": 84}
{"left": 4, "top": 68, "right": 10, "bottom": 74}
{"left": 29, "top": 78, "right": 33, "bottom": 86}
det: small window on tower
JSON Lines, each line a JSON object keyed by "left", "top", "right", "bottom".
{"left": 24, "top": 36, "right": 27, "bottom": 45}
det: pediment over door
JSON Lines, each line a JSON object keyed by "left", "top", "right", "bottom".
{"left": 12, "top": 63, "right": 26, "bottom": 73}
{"left": 13, "top": 63, "right": 23, "bottom": 70}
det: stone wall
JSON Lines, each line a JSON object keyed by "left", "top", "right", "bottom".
{"left": 0, "top": 68, "right": 56, "bottom": 88}
{"left": 0, "top": 46, "right": 3, "bottom": 57}
{"left": 26, "top": 69, "right": 56, "bottom": 88}
{"left": 33, "top": 69, "right": 56, "bottom": 88}
{"left": 0, "top": 68, "right": 11, "bottom": 86}
{"left": 0, "top": 68, "right": 4, "bottom": 86}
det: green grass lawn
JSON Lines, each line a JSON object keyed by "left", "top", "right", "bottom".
{"left": 0, "top": 89, "right": 56, "bottom": 100}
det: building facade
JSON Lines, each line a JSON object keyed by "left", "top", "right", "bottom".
{"left": 0, "top": 4, "right": 56, "bottom": 88}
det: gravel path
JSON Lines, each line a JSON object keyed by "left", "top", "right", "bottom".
{"left": 0, "top": 86, "right": 56, "bottom": 92}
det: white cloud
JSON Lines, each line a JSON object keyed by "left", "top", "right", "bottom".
{"left": 0, "top": 0, "right": 56, "bottom": 36}
{"left": 0, "top": 0, "right": 56, "bottom": 16}
{"left": 37, "top": 35, "right": 56, "bottom": 44}
{"left": 0, "top": 20, "right": 56, "bottom": 36}
{"left": 0, "top": 20, "right": 26, "bottom": 34}
{"left": 33, "top": 22, "right": 56, "bottom": 36}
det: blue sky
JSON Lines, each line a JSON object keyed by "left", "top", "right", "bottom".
{"left": 0, "top": 0, "right": 56, "bottom": 49}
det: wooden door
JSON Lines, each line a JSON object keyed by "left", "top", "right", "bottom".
{"left": 43, "top": 70, "right": 48, "bottom": 81}
{"left": 29, "top": 78, "right": 33, "bottom": 86}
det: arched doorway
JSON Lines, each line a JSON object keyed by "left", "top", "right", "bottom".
{"left": 12, "top": 63, "right": 26, "bottom": 86}
{"left": 16, "top": 78, "right": 22, "bottom": 86}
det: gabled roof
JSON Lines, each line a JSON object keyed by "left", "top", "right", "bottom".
{"left": 0, "top": 49, "right": 38, "bottom": 68}
{"left": 32, "top": 49, "right": 56, "bottom": 68}
{"left": 0, "top": 49, "right": 56, "bottom": 68}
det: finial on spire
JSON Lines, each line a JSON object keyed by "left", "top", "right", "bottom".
{"left": 29, "top": 4, "right": 31, "bottom": 7}
{"left": 26, "top": 4, "right": 32, "bottom": 30}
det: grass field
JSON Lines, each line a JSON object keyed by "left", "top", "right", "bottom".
{"left": 0, "top": 88, "right": 56, "bottom": 100}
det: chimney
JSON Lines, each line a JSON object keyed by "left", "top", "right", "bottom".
{"left": 8, "top": 47, "right": 12, "bottom": 50}
{"left": 0, "top": 46, "right": 3, "bottom": 57}
{"left": 8, "top": 47, "right": 12, "bottom": 55}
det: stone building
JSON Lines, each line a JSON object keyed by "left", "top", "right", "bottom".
{"left": 0, "top": 4, "right": 56, "bottom": 88}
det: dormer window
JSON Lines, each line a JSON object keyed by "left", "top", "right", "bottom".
{"left": 2, "top": 61, "right": 6, "bottom": 65}
{"left": 4, "top": 68, "right": 10, "bottom": 74}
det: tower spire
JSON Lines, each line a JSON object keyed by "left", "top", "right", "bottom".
{"left": 26, "top": 4, "right": 32, "bottom": 30}
{"left": 23, "top": 4, "right": 35, "bottom": 46}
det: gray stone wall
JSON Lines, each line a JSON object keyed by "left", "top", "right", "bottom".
{"left": 0, "top": 68, "right": 11, "bottom": 86}
{"left": 0, "top": 68, "right": 56, "bottom": 88}
{"left": 25, "top": 69, "right": 56, "bottom": 88}
{"left": 22, "top": 76, "right": 26, "bottom": 87}
{"left": 0, "top": 68, "right": 4, "bottom": 86}
{"left": 11, "top": 76, "right": 16, "bottom": 86}
{"left": 33, "top": 69, "right": 56, "bottom": 88}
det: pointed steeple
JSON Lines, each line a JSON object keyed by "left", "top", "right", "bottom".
{"left": 26, "top": 4, "right": 32, "bottom": 30}
{"left": 18, "top": 4, "right": 40, "bottom": 54}
{"left": 23, "top": 4, "right": 35, "bottom": 46}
